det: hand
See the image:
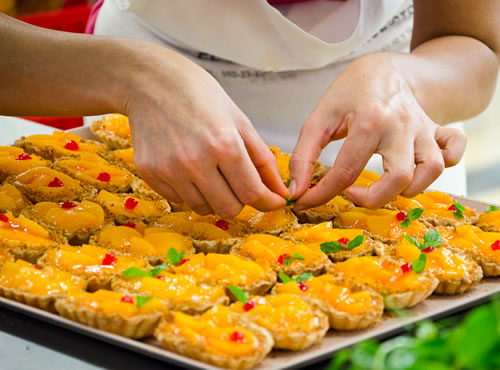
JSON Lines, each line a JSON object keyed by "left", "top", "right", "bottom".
{"left": 289, "top": 53, "right": 467, "bottom": 211}
{"left": 123, "top": 44, "right": 287, "bottom": 216}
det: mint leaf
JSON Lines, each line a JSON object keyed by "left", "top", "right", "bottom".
{"left": 345, "top": 234, "right": 364, "bottom": 250}
{"left": 486, "top": 205, "right": 499, "bottom": 213}
{"left": 135, "top": 295, "right": 153, "bottom": 308}
{"left": 228, "top": 285, "right": 248, "bottom": 303}
{"left": 452, "top": 202, "right": 465, "bottom": 220}
{"left": 285, "top": 199, "right": 296, "bottom": 207}
{"left": 283, "top": 253, "right": 304, "bottom": 266}
{"left": 122, "top": 267, "right": 152, "bottom": 278}
{"left": 320, "top": 241, "right": 343, "bottom": 253}
{"left": 286, "top": 178, "right": 291, "bottom": 187}
{"left": 408, "top": 208, "right": 424, "bottom": 221}
{"left": 412, "top": 253, "right": 427, "bottom": 273}
{"left": 167, "top": 247, "right": 186, "bottom": 266}
{"left": 279, "top": 272, "right": 294, "bottom": 284}
{"left": 150, "top": 262, "right": 170, "bottom": 277}
{"left": 294, "top": 272, "right": 312, "bottom": 283}
{"left": 423, "top": 230, "right": 442, "bottom": 249}
{"left": 401, "top": 219, "right": 411, "bottom": 228}
{"left": 404, "top": 235, "right": 420, "bottom": 249}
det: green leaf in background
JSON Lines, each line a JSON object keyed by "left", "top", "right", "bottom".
{"left": 150, "top": 262, "right": 170, "bottom": 277}
{"left": 452, "top": 202, "right": 465, "bottom": 220}
{"left": 401, "top": 208, "right": 424, "bottom": 228}
{"left": 404, "top": 235, "right": 420, "bottom": 249}
{"left": 135, "top": 295, "right": 153, "bottom": 308}
{"left": 228, "top": 285, "right": 248, "bottom": 304}
{"left": 122, "top": 267, "right": 152, "bottom": 278}
{"left": 286, "top": 178, "right": 291, "bottom": 187}
{"left": 320, "top": 241, "right": 343, "bottom": 253}
{"left": 285, "top": 198, "right": 297, "bottom": 207}
{"left": 486, "top": 205, "right": 500, "bottom": 212}
{"left": 167, "top": 247, "right": 186, "bottom": 266}
{"left": 412, "top": 253, "right": 427, "bottom": 273}
{"left": 278, "top": 272, "right": 294, "bottom": 284}
{"left": 294, "top": 272, "right": 312, "bottom": 283}
{"left": 283, "top": 253, "right": 304, "bottom": 266}
{"left": 422, "top": 230, "right": 443, "bottom": 249}
{"left": 345, "top": 234, "right": 364, "bottom": 250}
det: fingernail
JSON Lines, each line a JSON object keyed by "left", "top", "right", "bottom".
{"left": 288, "top": 180, "right": 296, "bottom": 199}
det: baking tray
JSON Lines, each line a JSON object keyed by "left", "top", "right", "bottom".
{"left": 0, "top": 126, "right": 497, "bottom": 370}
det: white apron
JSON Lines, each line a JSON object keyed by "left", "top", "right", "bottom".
{"left": 93, "top": 0, "right": 466, "bottom": 195}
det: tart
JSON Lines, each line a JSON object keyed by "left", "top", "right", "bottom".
{"left": 154, "top": 307, "right": 273, "bottom": 370}
{"left": 477, "top": 207, "right": 500, "bottom": 232}
{"left": 15, "top": 131, "right": 107, "bottom": 160}
{"left": 152, "top": 212, "right": 248, "bottom": 254}
{"left": 0, "top": 248, "right": 14, "bottom": 267}
{"left": 7, "top": 166, "right": 96, "bottom": 203}
{"left": 336, "top": 207, "right": 428, "bottom": 243}
{"left": 90, "top": 114, "right": 133, "bottom": 149}
{"left": 95, "top": 189, "right": 170, "bottom": 224}
{"left": 38, "top": 244, "right": 149, "bottom": 291}
{"left": 231, "top": 234, "right": 330, "bottom": 275}
{"left": 232, "top": 205, "right": 298, "bottom": 235}
{"left": 130, "top": 177, "right": 163, "bottom": 200}
{"left": 168, "top": 253, "right": 277, "bottom": 296}
{"left": 111, "top": 269, "right": 228, "bottom": 314}
{"left": 439, "top": 225, "right": 500, "bottom": 277}
{"left": 0, "top": 211, "right": 60, "bottom": 263}
{"left": 293, "top": 195, "right": 353, "bottom": 224}
{"left": 270, "top": 145, "right": 325, "bottom": 184}
{"left": 0, "top": 183, "right": 32, "bottom": 216}
{"left": 228, "top": 293, "right": 328, "bottom": 350}
{"left": 329, "top": 256, "right": 438, "bottom": 308}
{"left": 22, "top": 200, "right": 108, "bottom": 245}
{"left": 273, "top": 273, "right": 383, "bottom": 330}
{"left": 106, "top": 147, "right": 136, "bottom": 174}
{"left": 53, "top": 153, "right": 134, "bottom": 193}
{"left": 91, "top": 225, "right": 195, "bottom": 265}
{"left": 0, "top": 146, "right": 51, "bottom": 182}
{"left": 55, "top": 289, "right": 165, "bottom": 338}
{"left": 0, "top": 259, "right": 86, "bottom": 312}
{"left": 282, "top": 222, "right": 380, "bottom": 261}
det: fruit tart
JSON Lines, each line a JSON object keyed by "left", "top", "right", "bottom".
{"left": 168, "top": 252, "right": 277, "bottom": 296}
{"left": 91, "top": 225, "right": 195, "bottom": 265}
{"left": 336, "top": 207, "right": 428, "bottom": 243}
{"left": 227, "top": 289, "right": 328, "bottom": 350}
{"left": 477, "top": 205, "right": 500, "bottom": 232}
{"left": 231, "top": 234, "right": 331, "bottom": 275}
{"left": 111, "top": 266, "right": 228, "bottom": 314}
{"left": 282, "top": 222, "right": 380, "bottom": 261}
{"left": 0, "top": 211, "right": 61, "bottom": 263}
{"left": 232, "top": 205, "right": 298, "bottom": 235}
{"left": 329, "top": 256, "right": 438, "bottom": 308}
{"left": 0, "top": 183, "right": 32, "bottom": 216}
{"left": 293, "top": 195, "right": 354, "bottom": 224}
{"left": 95, "top": 190, "right": 170, "bottom": 224}
{"left": 90, "top": 114, "right": 133, "bottom": 149}
{"left": 55, "top": 290, "right": 165, "bottom": 338}
{"left": 270, "top": 145, "right": 325, "bottom": 185}
{"left": 15, "top": 131, "right": 107, "bottom": 160}
{"left": 38, "top": 244, "right": 149, "bottom": 291}
{"left": 154, "top": 306, "right": 273, "bottom": 370}
{"left": 0, "top": 260, "right": 86, "bottom": 312}
{"left": 106, "top": 147, "right": 136, "bottom": 175}
{"left": 53, "top": 153, "right": 134, "bottom": 193}
{"left": 387, "top": 231, "right": 483, "bottom": 295}
{"left": 8, "top": 166, "right": 96, "bottom": 203}
{"left": 0, "top": 146, "right": 51, "bottom": 182}
{"left": 22, "top": 200, "right": 108, "bottom": 245}
{"left": 152, "top": 211, "right": 248, "bottom": 253}
{"left": 439, "top": 224, "right": 500, "bottom": 277}
{"left": 130, "top": 177, "right": 163, "bottom": 200}
{"left": 273, "top": 273, "right": 383, "bottom": 330}
{"left": 0, "top": 247, "right": 14, "bottom": 267}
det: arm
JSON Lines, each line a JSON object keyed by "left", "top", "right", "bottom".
{"left": 0, "top": 14, "right": 287, "bottom": 215}
{"left": 290, "top": 0, "right": 500, "bottom": 210}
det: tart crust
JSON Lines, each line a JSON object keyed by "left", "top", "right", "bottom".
{"left": 90, "top": 118, "right": 133, "bottom": 150}
{"left": 0, "top": 286, "right": 62, "bottom": 312}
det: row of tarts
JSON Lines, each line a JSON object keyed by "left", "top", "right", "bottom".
{"left": 0, "top": 114, "right": 498, "bottom": 369}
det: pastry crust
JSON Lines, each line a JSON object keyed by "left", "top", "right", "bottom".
{"left": 0, "top": 183, "right": 32, "bottom": 216}
{"left": 130, "top": 177, "right": 163, "bottom": 200}
{"left": 0, "top": 285, "right": 62, "bottom": 312}
{"left": 90, "top": 115, "right": 133, "bottom": 150}
{"left": 105, "top": 148, "right": 137, "bottom": 175}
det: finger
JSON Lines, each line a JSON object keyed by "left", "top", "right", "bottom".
{"left": 135, "top": 165, "right": 183, "bottom": 204}
{"left": 435, "top": 126, "right": 467, "bottom": 167}
{"left": 401, "top": 135, "right": 444, "bottom": 197}
{"left": 346, "top": 138, "right": 414, "bottom": 209}
{"left": 239, "top": 122, "right": 288, "bottom": 198}
{"left": 294, "top": 125, "right": 378, "bottom": 211}
{"left": 169, "top": 178, "right": 213, "bottom": 216}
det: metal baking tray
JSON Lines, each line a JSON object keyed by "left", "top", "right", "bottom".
{"left": 0, "top": 126, "right": 497, "bottom": 369}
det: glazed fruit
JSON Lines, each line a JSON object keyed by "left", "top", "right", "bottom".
{"left": 293, "top": 195, "right": 354, "bottom": 224}
{"left": 90, "top": 114, "right": 132, "bottom": 149}
{"left": 269, "top": 146, "right": 325, "bottom": 184}
{"left": 233, "top": 205, "right": 297, "bottom": 235}
{"left": 107, "top": 147, "right": 136, "bottom": 174}
{"left": 0, "top": 146, "right": 51, "bottom": 181}
{"left": 477, "top": 207, "right": 500, "bottom": 232}
{"left": 0, "top": 183, "right": 32, "bottom": 215}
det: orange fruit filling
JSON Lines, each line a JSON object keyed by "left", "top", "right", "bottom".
{"left": 0, "top": 212, "right": 54, "bottom": 246}
{"left": 0, "top": 146, "right": 50, "bottom": 175}
{"left": 440, "top": 225, "right": 500, "bottom": 262}
{"left": 347, "top": 169, "right": 381, "bottom": 190}
{"left": 290, "top": 222, "right": 366, "bottom": 247}
{"left": 23, "top": 131, "right": 105, "bottom": 157}
{"left": 0, "top": 184, "right": 30, "bottom": 213}
{"left": 233, "top": 205, "right": 295, "bottom": 232}
{"left": 269, "top": 146, "right": 291, "bottom": 181}
{"left": 108, "top": 148, "right": 135, "bottom": 168}
{"left": 99, "top": 114, "right": 132, "bottom": 139}
{"left": 30, "top": 201, "right": 105, "bottom": 230}
{"left": 478, "top": 210, "right": 500, "bottom": 230}
{"left": 96, "top": 190, "right": 166, "bottom": 219}
{"left": 12, "top": 167, "right": 84, "bottom": 198}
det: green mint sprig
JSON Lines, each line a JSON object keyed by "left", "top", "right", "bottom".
{"left": 401, "top": 208, "right": 424, "bottom": 228}
{"left": 279, "top": 272, "right": 312, "bottom": 284}
{"left": 320, "top": 234, "right": 364, "bottom": 253}
{"left": 412, "top": 253, "right": 427, "bottom": 273}
{"left": 283, "top": 253, "right": 304, "bottom": 266}
{"left": 135, "top": 295, "right": 153, "bottom": 308}
{"left": 228, "top": 285, "right": 248, "bottom": 303}
{"left": 122, "top": 262, "right": 170, "bottom": 278}
{"left": 452, "top": 202, "right": 465, "bottom": 220}
{"left": 167, "top": 247, "right": 186, "bottom": 266}
{"left": 485, "top": 205, "right": 499, "bottom": 212}
{"left": 404, "top": 230, "right": 443, "bottom": 251}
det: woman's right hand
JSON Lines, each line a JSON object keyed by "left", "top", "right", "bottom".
{"left": 122, "top": 42, "right": 287, "bottom": 217}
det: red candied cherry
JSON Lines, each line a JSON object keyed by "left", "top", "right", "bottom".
{"left": 33, "top": 265, "right": 42, "bottom": 270}
{"left": 15, "top": 153, "right": 32, "bottom": 161}
{"left": 120, "top": 296, "right": 134, "bottom": 304}
{"left": 215, "top": 219, "right": 229, "bottom": 230}
{"left": 308, "top": 183, "right": 316, "bottom": 189}
{"left": 422, "top": 246, "right": 436, "bottom": 254}
{"left": 492, "top": 240, "right": 500, "bottom": 251}
{"left": 64, "top": 140, "right": 79, "bottom": 151}
{"left": 337, "top": 237, "right": 350, "bottom": 246}
{"left": 48, "top": 177, "right": 64, "bottom": 188}
{"left": 97, "top": 172, "right": 111, "bottom": 182}
{"left": 124, "top": 197, "right": 139, "bottom": 210}
{"left": 298, "top": 281, "right": 308, "bottom": 291}
{"left": 401, "top": 262, "right": 412, "bottom": 273}
{"left": 101, "top": 253, "right": 117, "bottom": 266}
{"left": 396, "top": 212, "right": 407, "bottom": 222}
{"left": 177, "top": 258, "right": 189, "bottom": 266}
{"left": 123, "top": 222, "right": 136, "bottom": 229}
{"left": 277, "top": 254, "right": 290, "bottom": 265}
{"left": 60, "top": 201, "right": 76, "bottom": 209}
{"left": 229, "top": 331, "right": 245, "bottom": 343}
{"left": 243, "top": 300, "right": 256, "bottom": 312}
{"left": 155, "top": 275, "right": 165, "bottom": 280}
{"left": 448, "top": 204, "right": 457, "bottom": 211}
{"left": 0, "top": 214, "right": 9, "bottom": 222}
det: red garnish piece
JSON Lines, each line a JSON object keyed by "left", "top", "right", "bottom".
{"left": 0, "top": 214, "right": 8, "bottom": 222}
{"left": 298, "top": 281, "right": 308, "bottom": 291}
{"left": 177, "top": 258, "right": 189, "bottom": 266}
{"left": 97, "top": 172, "right": 111, "bottom": 182}
{"left": 308, "top": 183, "right": 316, "bottom": 189}
{"left": 64, "top": 140, "right": 79, "bottom": 151}
{"left": 215, "top": 219, "right": 229, "bottom": 230}
{"left": 120, "top": 296, "right": 134, "bottom": 304}
{"left": 15, "top": 153, "right": 32, "bottom": 161}
{"left": 401, "top": 262, "right": 412, "bottom": 273}
{"left": 47, "top": 177, "right": 64, "bottom": 187}
{"left": 124, "top": 197, "right": 139, "bottom": 210}
{"left": 155, "top": 275, "right": 165, "bottom": 280}
{"left": 277, "top": 254, "right": 290, "bottom": 265}
{"left": 243, "top": 300, "right": 256, "bottom": 312}
{"left": 337, "top": 237, "right": 350, "bottom": 246}
{"left": 60, "top": 201, "right": 76, "bottom": 209}
{"left": 33, "top": 265, "right": 42, "bottom": 270}
{"left": 123, "top": 222, "right": 136, "bottom": 229}
{"left": 422, "top": 246, "right": 436, "bottom": 254}
{"left": 270, "top": 149, "right": 276, "bottom": 156}
{"left": 396, "top": 212, "right": 407, "bottom": 222}
{"left": 492, "top": 240, "right": 500, "bottom": 251}
{"left": 229, "top": 331, "right": 245, "bottom": 343}
{"left": 101, "top": 253, "right": 117, "bottom": 266}
{"left": 448, "top": 204, "right": 457, "bottom": 211}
